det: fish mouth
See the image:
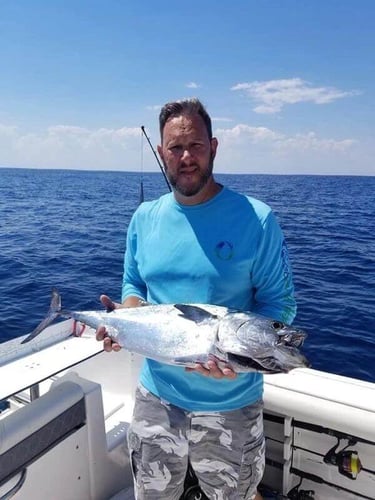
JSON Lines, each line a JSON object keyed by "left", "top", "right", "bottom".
{"left": 227, "top": 353, "right": 280, "bottom": 374}
{"left": 227, "top": 347, "right": 310, "bottom": 373}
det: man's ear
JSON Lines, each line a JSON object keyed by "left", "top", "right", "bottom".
{"left": 210, "top": 137, "right": 218, "bottom": 160}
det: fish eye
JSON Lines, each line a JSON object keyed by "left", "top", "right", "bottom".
{"left": 271, "top": 321, "right": 284, "bottom": 331}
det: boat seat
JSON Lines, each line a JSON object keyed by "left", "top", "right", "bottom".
{"left": 0, "top": 381, "right": 85, "bottom": 488}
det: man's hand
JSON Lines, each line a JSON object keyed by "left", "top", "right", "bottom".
{"left": 96, "top": 294, "right": 144, "bottom": 352}
{"left": 185, "top": 360, "right": 237, "bottom": 379}
{"left": 95, "top": 295, "right": 123, "bottom": 352}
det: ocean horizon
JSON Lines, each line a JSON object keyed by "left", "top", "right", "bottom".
{"left": 1, "top": 165, "right": 374, "bottom": 177}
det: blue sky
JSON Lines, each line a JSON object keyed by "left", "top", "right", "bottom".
{"left": 1, "top": 0, "right": 374, "bottom": 175}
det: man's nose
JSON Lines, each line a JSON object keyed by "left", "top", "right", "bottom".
{"left": 181, "top": 147, "right": 193, "bottom": 161}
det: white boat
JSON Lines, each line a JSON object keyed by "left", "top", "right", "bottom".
{"left": 0, "top": 320, "right": 374, "bottom": 500}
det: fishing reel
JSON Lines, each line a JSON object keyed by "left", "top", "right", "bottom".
{"left": 323, "top": 437, "right": 362, "bottom": 479}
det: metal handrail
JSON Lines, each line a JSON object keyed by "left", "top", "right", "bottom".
{"left": 0, "top": 469, "right": 27, "bottom": 500}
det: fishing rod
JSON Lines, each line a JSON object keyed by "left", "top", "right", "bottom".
{"left": 141, "top": 126, "right": 172, "bottom": 192}
{"left": 139, "top": 129, "right": 145, "bottom": 204}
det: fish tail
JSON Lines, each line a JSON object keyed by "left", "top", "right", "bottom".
{"left": 21, "top": 288, "right": 62, "bottom": 344}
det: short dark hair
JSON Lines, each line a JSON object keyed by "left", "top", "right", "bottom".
{"left": 159, "top": 98, "right": 213, "bottom": 140}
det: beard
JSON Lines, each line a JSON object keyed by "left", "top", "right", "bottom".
{"left": 164, "top": 155, "right": 214, "bottom": 197}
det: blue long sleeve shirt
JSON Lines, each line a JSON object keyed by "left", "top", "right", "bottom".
{"left": 122, "top": 187, "right": 296, "bottom": 411}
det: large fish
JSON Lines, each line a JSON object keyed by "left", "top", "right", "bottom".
{"left": 23, "top": 289, "right": 310, "bottom": 373}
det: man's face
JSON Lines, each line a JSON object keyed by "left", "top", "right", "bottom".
{"left": 158, "top": 114, "right": 218, "bottom": 198}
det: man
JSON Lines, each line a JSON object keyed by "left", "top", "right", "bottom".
{"left": 97, "top": 98, "right": 296, "bottom": 499}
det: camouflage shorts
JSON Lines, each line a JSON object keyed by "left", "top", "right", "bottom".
{"left": 127, "top": 385, "right": 265, "bottom": 500}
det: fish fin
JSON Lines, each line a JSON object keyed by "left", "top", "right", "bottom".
{"left": 173, "top": 304, "right": 217, "bottom": 324}
{"left": 172, "top": 357, "right": 196, "bottom": 366}
{"left": 173, "top": 354, "right": 208, "bottom": 366}
{"left": 21, "top": 288, "right": 62, "bottom": 344}
{"left": 105, "top": 298, "right": 149, "bottom": 313}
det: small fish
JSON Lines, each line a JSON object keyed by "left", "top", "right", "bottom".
{"left": 23, "top": 288, "right": 310, "bottom": 373}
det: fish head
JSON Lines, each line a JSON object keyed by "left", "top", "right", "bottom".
{"left": 216, "top": 312, "right": 310, "bottom": 373}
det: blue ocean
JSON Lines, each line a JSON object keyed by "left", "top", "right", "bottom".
{"left": 0, "top": 168, "right": 374, "bottom": 382}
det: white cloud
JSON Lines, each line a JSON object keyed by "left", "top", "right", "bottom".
{"left": 185, "top": 82, "right": 200, "bottom": 89}
{"left": 216, "top": 124, "right": 283, "bottom": 144}
{"left": 231, "top": 78, "right": 360, "bottom": 114}
{"left": 0, "top": 123, "right": 142, "bottom": 170}
{"left": 215, "top": 123, "right": 355, "bottom": 152}
{"left": 274, "top": 131, "right": 356, "bottom": 153}
{"left": 213, "top": 123, "right": 362, "bottom": 175}
{"left": 0, "top": 124, "right": 18, "bottom": 136}
{"left": 0, "top": 121, "right": 370, "bottom": 175}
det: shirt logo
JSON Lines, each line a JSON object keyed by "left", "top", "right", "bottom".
{"left": 215, "top": 241, "right": 234, "bottom": 261}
